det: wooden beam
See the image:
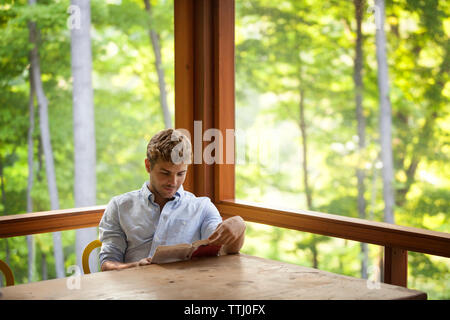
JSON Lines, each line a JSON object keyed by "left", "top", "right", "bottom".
{"left": 216, "top": 199, "right": 450, "bottom": 258}
{"left": 0, "top": 206, "right": 105, "bottom": 238}
{"left": 175, "top": 0, "right": 216, "bottom": 198}
{"left": 384, "top": 246, "right": 408, "bottom": 287}
{"left": 213, "top": 0, "right": 235, "bottom": 202}
{"left": 192, "top": 0, "right": 215, "bottom": 199}
{"left": 174, "top": 0, "right": 194, "bottom": 193}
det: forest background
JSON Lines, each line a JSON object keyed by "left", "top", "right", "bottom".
{"left": 0, "top": 0, "right": 448, "bottom": 299}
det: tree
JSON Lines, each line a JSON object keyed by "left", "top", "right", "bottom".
{"left": 387, "top": 0, "right": 449, "bottom": 208}
{"left": 26, "top": 65, "right": 36, "bottom": 283}
{"left": 353, "top": 0, "right": 368, "bottom": 279}
{"left": 28, "top": 0, "right": 65, "bottom": 279}
{"left": 70, "top": 0, "right": 98, "bottom": 273}
{"left": 235, "top": 0, "right": 349, "bottom": 269}
{"left": 375, "top": 0, "right": 395, "bottom": 224}
{"left": 143, "top": 0, "right": 171, "bottom": 129}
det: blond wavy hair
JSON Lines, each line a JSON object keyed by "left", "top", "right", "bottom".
{"left": 146, "top": 129, "right": 192, "bottom": 168}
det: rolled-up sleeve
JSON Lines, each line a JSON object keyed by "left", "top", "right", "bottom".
{"left": 200, "top": 199, "right": 223, "bottom": 240}
{"left": 99, "top": 197, "right": 127, "bottom": 266}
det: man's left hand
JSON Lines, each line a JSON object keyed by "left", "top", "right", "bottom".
{"left": 208, "top": 216, "right": 246, "bottom": 248}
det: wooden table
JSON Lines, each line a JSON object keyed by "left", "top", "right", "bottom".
{"left": 0, "top": 254, "right": 426, "bottom": 300}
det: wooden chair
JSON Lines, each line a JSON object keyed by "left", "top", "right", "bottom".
{"left": 0, "top": 259, "right": 14, "bottom": 286}
{"left": 82, "top": 240, "right": 102, "bottom": 274}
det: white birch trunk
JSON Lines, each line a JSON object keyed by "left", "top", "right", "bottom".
{"left": 375, "top": 0, "right": 395, "bottom": 224}
{"left": 354, "top": 0, "right": 368, "bottom": 279}
{"left": 26, "top": 65, "right": 36, "bottom": 283}
{"left": 70, "top": 0, "right": 98, "bottom": 273}
{"left": 28, "top": 0, "right": 65, "bottom": 279}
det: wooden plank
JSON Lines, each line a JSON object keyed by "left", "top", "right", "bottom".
{"left": 213, "top": 0, "right": 235, "bottom": 202}
{"left": 0, "top": 254, "right": 426, "bottom": 300}
{"left": 192, "top": 0, "right": 215, "bottom": 200}
{"left": 0, "top": 206, "right": 105, "bottom": 238}
{"left": 384, "top": 246, "right": 408, "bottom": 287}
{"left": 174, "top": 0, "right": 194, "bottom": 193}
{"left": 216, "top": 199, "right": 450, "bottom": 258}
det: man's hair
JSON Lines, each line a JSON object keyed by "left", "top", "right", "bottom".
{"left": 146, "top": 129, "right": 192, "bottom": 168}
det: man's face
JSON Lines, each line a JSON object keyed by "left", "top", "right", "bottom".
{"left": 145, "top": 159, "right": 187, "bottom": 200}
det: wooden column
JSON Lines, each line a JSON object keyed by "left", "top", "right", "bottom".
{"left": 213, "top": 0, "right": 235, "bottom": 203}
{"left": 193, "top": 0, "right": 215, "bottom": 199}
{"left": 384, "top": 246, "right": 408, "bottom": 287}
{"left": 174, "top": 0, "right": 194, "bottom": 193}
{"left": 174, "top": 0, "right": 235, "bottom": 201}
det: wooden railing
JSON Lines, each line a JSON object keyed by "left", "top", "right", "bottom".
{"left": 1, "top": 201, "right": 449, "bottom": 288}
{"left": 0, "top": 206, "right": 105, "bottom": 238}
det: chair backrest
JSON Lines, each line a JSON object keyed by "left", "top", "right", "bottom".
{"left": 0, "top": 259, "right": 15, "bottom": 287}
{"left": 82, "top": 240, "right": 102, "bottom": 274}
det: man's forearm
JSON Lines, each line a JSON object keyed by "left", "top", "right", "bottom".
{"left": 101, "top": 260, "right": 138, "bottom": 271}
{"left": 101, "top": 257, "right": 152, "bottom": 271}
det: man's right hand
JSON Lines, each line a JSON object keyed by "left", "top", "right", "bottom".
{"left": 137, "top": 258, "right": 152, "bottom": 266}
{"left": 101, "top": 258, "right": 152, "bottom": 271}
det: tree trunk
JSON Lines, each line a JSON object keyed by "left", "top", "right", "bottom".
{"left": 299, "top": 88, "right": 312, "bottom": 210}
{"left": 375, "top": 0, "right": 395, "bottom": 224}
{"left": 27, "top": 66, "right": 35, "bottom": 214}
{"left": 396, "top": 110, "right": 438, "bottom": 206}
{"left": 143, "top": 0, "right": 172, "bottom": 128}
{"left": 26, "top": 65, "right": 36, "bottom": 283}
{"left": 371, "top": 156, "right": 383, "bottom": 280}
{"left": 70, "top": 0, "right": 98, "bottom": 273}
{"left": 0, "top": 157, "right": 5, "bottom": 213}
{"left": 311, "top": 239, "right": 318, "bottom": 269}
{"left": 41, "top": 252, "right": 48, "bottom": 281}
{"left": 0, "top": 157, "right": 6, "bottom": 287}
{"left": 354, "top": 0, "right": 368, "bottom": 279}
{"left": 369, "top": 155, "right": 380, "bottom": 222}
{"left": 28, "top": 0, "right": 65, "bottom": 278}
{"left": 298, "top": 86, "right": 319, "bottom": 269}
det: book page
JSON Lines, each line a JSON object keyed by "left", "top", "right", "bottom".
{"left": 150, "top": 239, "right": 223, "bottom": 264}
{"left": 151, "top": 243, "right": 192, "bottom": 264}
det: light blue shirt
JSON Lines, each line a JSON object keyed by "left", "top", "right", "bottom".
{"left": 98, "top": 181, "right": 222, "bottom": 266}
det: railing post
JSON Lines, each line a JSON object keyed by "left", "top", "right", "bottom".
{"left": 384, "top": 246, "right": 408, "bottom": 287}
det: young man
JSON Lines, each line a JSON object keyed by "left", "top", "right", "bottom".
{"left": 99, "top": 129, "right": 246, "bottom": 271}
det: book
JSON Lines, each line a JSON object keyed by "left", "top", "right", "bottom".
{"left": 151, "top": 239, "right": 222, "bottom": 264}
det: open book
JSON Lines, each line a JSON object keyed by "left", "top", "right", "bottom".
{"left": 151, "top": 239, "right": 222, "bottom": 264}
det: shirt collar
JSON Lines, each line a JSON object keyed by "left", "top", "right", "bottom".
{"left": 142, "top": 181, "right": 184, "bottom": 205}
